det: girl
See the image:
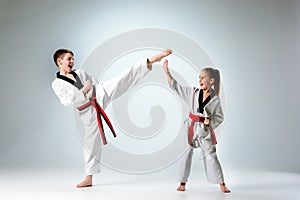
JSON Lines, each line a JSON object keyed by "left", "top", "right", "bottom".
{"left": 163, "top": 60, "right": 230, "bottom": 193}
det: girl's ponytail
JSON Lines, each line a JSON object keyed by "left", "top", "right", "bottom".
{"left": 212, "top": 69, "right": 220, "bottom": 96}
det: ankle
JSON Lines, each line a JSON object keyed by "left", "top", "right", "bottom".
{"left": 85, "top": 175, "right": 92, "bottom": 181}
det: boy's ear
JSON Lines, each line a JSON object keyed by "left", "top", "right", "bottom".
{"left": 57, "top": 57, "right": 62, "bottom": 66}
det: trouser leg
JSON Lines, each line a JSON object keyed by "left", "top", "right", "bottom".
{"left": 178, "top": 146, "right": 194, "bottom": 183}
{"left": 83, "top": 121, "right": 102, "bottom": 175}
{"left": 202, "top": 145, "right": 224, "bottom": 184}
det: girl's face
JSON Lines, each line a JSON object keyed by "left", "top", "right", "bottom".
{"left": 58, "top": 53, "right": 74, "bottom": 74}
{"left": 199, "top": 70, "right": 213, "bottom": 91}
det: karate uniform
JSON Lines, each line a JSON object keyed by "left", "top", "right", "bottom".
{"left": 52, "top": 60, "right": 151, "bottom": 175}
{"left": 170, "top": 79, "right": 225, "bottom": 184}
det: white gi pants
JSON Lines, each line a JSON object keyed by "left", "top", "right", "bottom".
{"left": 83, "top": 118, "right": 102, "bottom": 175}
{"left": 178, "top": 124, "right": 224, "bottom": 184}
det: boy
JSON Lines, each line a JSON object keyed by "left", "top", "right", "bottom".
{"left": 52, "top": 48, "right": 172, "bottom": 187}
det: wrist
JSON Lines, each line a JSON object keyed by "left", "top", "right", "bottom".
{"left": 146, "top": 58, "right": 152, "bottom": 70}
{"left": 81, "top": 87, "right": 88, "bottom": 95}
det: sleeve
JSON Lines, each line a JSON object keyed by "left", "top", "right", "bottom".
{"left": 99, "top": 59, "right": 151, "bottom": 108}
{"left": 170, "top": 78, "right": 193, "bottom": 106}
{"left": 206, "top": 96, "right": 224, "bottom": 129}
{"left": 80, "top": 69, "right": 99, "bottom": 85}
{"left": 52, "top": 80, "right": 87, "bottom": 109}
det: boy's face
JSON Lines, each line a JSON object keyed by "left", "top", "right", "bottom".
{"left": 58, "top": 53, "right": 74, "bottom": 74}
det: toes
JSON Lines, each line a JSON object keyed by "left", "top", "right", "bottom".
{"left": 176, "top": 186, "right": 185, "bottom": 191}
{"left": 221, "top": 187, "right": 231, "bottom": 193}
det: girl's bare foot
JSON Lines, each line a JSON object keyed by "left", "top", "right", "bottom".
{"left": 76, "top": 175, "right": 93, "bottom": 188}
{"left": 176, "top": 183, "right": 186, "bottom": 191}
{"left": 149, "top": 49, "right": 172, "bottom": 63}
{"left": 220, "top": 183, "right": 231, "bottom": 193}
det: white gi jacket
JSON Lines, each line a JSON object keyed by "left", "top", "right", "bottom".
{"left": 170, "top": 79, "right": 224, "bottom": 146}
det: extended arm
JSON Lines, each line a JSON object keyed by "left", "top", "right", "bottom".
{"left": 163, "top": 59, "right": 194, "bottom": 106}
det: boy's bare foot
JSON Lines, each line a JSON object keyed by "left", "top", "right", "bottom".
{"left": 149, "top": 49, "right": 172, "bottom": 63}
{"left": 176, "top": 183, "right": 186, "bottom": 191}
{"left": 76, "top": 175, "right": 93, "bottom": 188}
{"left": 220, "top": 183, "right": 231, "bottom": 193}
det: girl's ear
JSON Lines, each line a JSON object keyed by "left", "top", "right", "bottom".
{"left": 209, "top": 78, "right": 215, "bottom": 85}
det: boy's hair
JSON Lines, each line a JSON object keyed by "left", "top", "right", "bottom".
{"left": 53, "top": 49, "right": 74, "bottom": 67}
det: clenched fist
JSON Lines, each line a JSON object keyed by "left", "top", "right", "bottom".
{"left": 81, "top": 80, "right": 92, "bottom": 95}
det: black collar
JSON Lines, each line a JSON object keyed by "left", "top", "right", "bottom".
{"left": 197, "top": 89, "right": 215, "bottom": 114}
{"left": 56, "top": 71, "right": 84, "bottom": 90}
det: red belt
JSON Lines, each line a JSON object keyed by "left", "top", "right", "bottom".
{"left": 77, "top": 86, "right": 117, "bottom": 145}
{"left": 188, "top": 113, "right": 217, "bottom": 146}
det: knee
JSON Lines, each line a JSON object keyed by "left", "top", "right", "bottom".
{"left": 203, "top": 148, "right": 218, "bottom": 162}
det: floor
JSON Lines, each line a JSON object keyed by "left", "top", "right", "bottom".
{"left": 1, "top": 167, "right": 300, "bottom": 200}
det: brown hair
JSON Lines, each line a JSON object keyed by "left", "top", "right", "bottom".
{"left": 202, "top": 68, "right": 221, "bottom": 96}
{"left": 53, "top": 49, "right": 74, "bottom": 67}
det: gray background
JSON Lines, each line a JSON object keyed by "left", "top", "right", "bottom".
{"left": 0, "top": 0, "right": 299, "bottom": 173}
